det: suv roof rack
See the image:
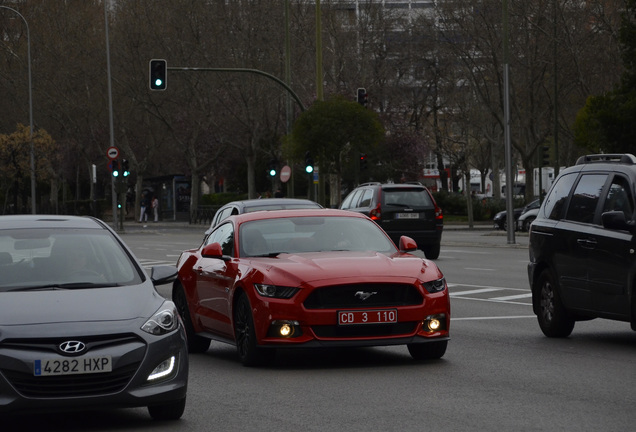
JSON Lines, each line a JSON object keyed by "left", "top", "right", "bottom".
{"left": 575, "top": 154, "right": 636, "bottom": 165}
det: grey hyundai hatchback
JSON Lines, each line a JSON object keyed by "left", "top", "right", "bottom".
{"left": 0, "top": 215, "right": 188, "bottom": 419}
{"left": 528, "top": 154, "right": 636, "bottom": 337}
{"left": 340, "top": 183, "right": 443, "bottom": 259}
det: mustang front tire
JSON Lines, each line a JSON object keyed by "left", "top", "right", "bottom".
{"left": 173, "top": 283, "right": 211, "bottom": 353}
{"left": 234, "top": 293, "right": 275, "bottom": 367}
{"left": 407, "top": 340, "right": 447, "bottom": 360}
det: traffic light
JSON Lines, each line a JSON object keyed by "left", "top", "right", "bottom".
{"left": 356, "top": 88, "right": 368, "bottom": 107}
{"left": 149, "top": 59, "right": 167, "bottom": 91}
{"left": 304, "top": 151, "right": 314, "bottom": 174}
{"left": 111, "top": 159, "right": 120, "bottom": 177}
{"left": 122, "top": 159, "right": 130, "bottom": 177}
{"left": 360, "top": 153, "right": 368, "bottom": 170}
{"left": 542, "top": 145, "right": 550, "bottom": 166}
{"left": 268, "top": 160, "right": 277, "bottom": 177}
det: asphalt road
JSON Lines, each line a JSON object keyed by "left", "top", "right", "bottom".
{"left": 5, "top": 225, "right": 635, "bottom": 431}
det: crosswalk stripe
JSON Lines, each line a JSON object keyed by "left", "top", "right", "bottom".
{"left": 490, "top": 293, "right": 533, "bottom": 301}
{"left": 450, "top": 288, "right": 501, "bottom": 296}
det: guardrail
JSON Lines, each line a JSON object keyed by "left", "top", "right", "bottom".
{"left": 190, "top": 206, "right": 220, "bottom": 225}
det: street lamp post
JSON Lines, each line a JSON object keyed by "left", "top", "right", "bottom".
{"left": 0, "top": 6, "right": 36, "bottom": 214}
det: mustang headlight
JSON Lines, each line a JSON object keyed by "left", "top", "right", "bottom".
{"left": 141, "top": 301, "right": 179, "bottom": 335}
{"left": 254, "top": 283, "right": 299, "bottom": 299}
{"left": 423, "top": 277, "right": 446, "bottom": 293}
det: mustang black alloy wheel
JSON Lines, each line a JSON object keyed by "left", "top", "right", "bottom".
{"left": 173, "top": 283, "right": 211, "bottom": 353}
{"left": 234, "top": 293, "right": 274, "bottom": 366}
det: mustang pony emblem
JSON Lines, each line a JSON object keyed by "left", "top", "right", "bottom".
{"left": 355, "top": 291, "right": 377, "bottom": 301}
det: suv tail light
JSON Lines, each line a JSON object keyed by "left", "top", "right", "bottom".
{"left": 435, "top": 204, "right": 443, "bottom": 220}
{"left": 369, "top": 203, "right": 381, "bottom": 221}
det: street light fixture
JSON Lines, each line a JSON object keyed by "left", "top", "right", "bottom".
{"left": 0, "top": 6, "right": 36, "bottom": 214}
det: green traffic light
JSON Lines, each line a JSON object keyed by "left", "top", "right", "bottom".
{"left": 154, "top": 79, "right": 163, "bottom": 87}
{"left": 269, "top": 169, "right": 276, "bottom": 177}
{"left": 305, "top": 165, "right": 313, "bottom": 174}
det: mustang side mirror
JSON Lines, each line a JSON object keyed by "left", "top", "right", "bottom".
{"left": 398, "top": 235, "right": 418, "bottom": 252}
{"left": 201, "top": 242, "right": 231, "bottom": 261}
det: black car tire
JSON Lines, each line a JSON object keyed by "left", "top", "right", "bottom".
{"left": 407, "top": 340, "right": 447, "bottom": 360}
{"left": 523, "top": 217, "right": 535, "bottom": 232}
{"left": 173, "top": 283, "right": 211, "bottom": 353}
{"left": 234, "top": 293, "right": 274, "bottom": 366}
{"left": 423, "top": 243, "right": 441, "bottom": 260}
{"left": 536, "top": 269, "right": 574, "bottom": 337}
{"left": 148, "top": 397, "right": 186, "bottom": 421}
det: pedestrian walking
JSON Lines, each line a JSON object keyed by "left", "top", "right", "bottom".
{"left": 152, "top": 196, "right": 159, "bottom": 222}
{"left": 139, "top": 195, "right": 149, "bottom": 223}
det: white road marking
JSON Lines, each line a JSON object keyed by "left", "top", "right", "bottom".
{"left": 450, "top": 288, "right": 501, "bottom": 296}
{"left": 490, "top": 293, "right": 533, "bottom": 301}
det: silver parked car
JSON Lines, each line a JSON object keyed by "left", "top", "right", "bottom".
{"left": 0, "top": 215, "right": 188, "bottom": 420}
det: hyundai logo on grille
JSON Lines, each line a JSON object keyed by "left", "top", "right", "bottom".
{"left": 59, "top": 340, "right": 86, "bottom": 354}
{"left": 355, "top": 291, "right": 377, "bottom": 301}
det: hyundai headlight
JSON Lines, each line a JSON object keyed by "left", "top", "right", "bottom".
{"left": 141, "top": 301, "right": 179, "bottom": 335}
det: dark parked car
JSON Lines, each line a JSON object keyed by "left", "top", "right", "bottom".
{"left": 0, "top": 215, "right": 188, "bottom": 419}
{"left": 207, "top": 198, "right": 322, "bottom": 234}
{"left": 493, "top": 199, "right": 540, "bottom": 231}
{"left": 528, "top": 154, "right": 636, "bottom": 337}
{"left": 174, "top": 209, "right": 450, "bottom": 366}
{"left": 340, "top": 183, "right": 443, "bottom": 259}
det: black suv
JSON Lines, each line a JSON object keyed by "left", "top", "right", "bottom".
{"left": 528, "top": 154, "right": 636, "bottom": 337}
{"left": 340, "top": 182, "right": 443, "bottom": 259}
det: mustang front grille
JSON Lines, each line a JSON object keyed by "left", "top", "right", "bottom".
{"left": 303, "top": 283, "right": 423, "bottom": 309}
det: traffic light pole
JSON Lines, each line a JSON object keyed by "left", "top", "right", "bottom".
{"left": 168, "top": 67, "right": 306, "bottom": 112}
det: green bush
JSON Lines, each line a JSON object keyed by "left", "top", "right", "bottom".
{"left": 433, "top": 191, "right": 524, "bottom": 221}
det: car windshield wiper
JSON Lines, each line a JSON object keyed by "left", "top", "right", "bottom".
{"left": 251, "top": 252, "right": 284, "bottom": 258}
{"left": 6, "top": 282, "right": 118, "bottom": 291}
{"left": 386, "top": 203, "right": 410, "bottom": 207}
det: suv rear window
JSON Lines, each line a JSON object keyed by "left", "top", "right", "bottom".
{"left": 383, "top": 188, "right": 433, "bottom": 207}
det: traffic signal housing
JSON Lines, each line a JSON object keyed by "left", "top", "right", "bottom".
{"left": 111, "top": 159, "right": 120, "bottom": 177}
{"left": 304, "top": 151, "right": 314, "bottom": 174}
{"left": 541, "top": 145, "right": 550, "bottom": 166}
{"left": 356, "top": 88, "right": 368, "bottom": 107}
{"left": 360, "top": 153, "right": 368, "bottom": 170}
{"left": 122, "top": 159, "right": 130, "bottom": 177}
{"left": 149, "top": 59, "right": 167, "bottom": 91}
{"left": 268, "top": 160, "right": 277, "bottom": 177}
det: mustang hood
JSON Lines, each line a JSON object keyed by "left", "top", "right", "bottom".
{"left": 0, "top": 284, "right": 163, "bottom": 326}
{"left": 250, "top": 251, "right": 439, "bottom": 285}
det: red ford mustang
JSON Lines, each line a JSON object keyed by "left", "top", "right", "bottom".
{"left": 174, "top": 209, "right": 450, "bottom": 366}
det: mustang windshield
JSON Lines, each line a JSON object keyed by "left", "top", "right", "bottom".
{"left": 239, "top": 216, "right": 397, "bottom": 257}
{"left": 0, "top": 228, "right": 143, "bottom": 290}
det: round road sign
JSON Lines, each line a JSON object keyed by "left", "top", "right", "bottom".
{"left": 280, "top": 165, "right": 291, "bottom": 183}
{"left": 107, "top": 146, "right": 119, "bottom": 160}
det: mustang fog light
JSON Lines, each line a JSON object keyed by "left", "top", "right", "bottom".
{"left": 424, "top": 314, "right": 446, "bottom": 332}
{"left": 147, "top": 355, "right": 177, "bottom": 382}
{"left": 268, "top": 320, "right": 302, "bottom": 338}
{"left": 428, "top": 318, "right": 441, "bottom": 331}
